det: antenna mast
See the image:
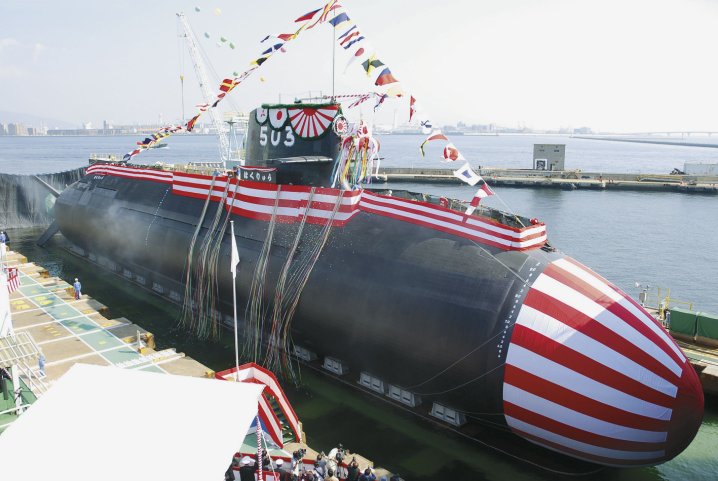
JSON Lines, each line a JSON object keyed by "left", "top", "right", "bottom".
{"left": 176, "top": 12, "right": 229, "bottom": 167}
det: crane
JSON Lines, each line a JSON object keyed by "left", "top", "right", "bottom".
{"left": 176, "top": 12, "right": 230, "bottom": 167}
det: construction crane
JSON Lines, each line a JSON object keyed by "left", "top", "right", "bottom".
{"left": 176, "top": 12, "right": 230, "bottom": 167}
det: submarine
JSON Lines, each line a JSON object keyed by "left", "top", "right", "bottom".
{"left": 53, "top": 102, "right": 703, "bottom": 468}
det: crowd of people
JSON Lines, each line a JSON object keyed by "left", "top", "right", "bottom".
{"left": 225, "top": 444, "right": 405, "bottom": 481}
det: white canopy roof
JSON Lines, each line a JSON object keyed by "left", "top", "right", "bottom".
{"left": 0, "top": 363, "right": 263, "bottom": 481}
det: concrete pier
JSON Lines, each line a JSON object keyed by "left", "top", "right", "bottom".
{"left": 375, "top": 167, "right": 718, "bottom": 194}
{"left": 2, "top": 247, "right": 391, "bottom": 478}
{"left": 4, "top": 249, "right": 210, "bottom": 384}
{"left": 676, "top": 341, "right": 718, "bottom": 397}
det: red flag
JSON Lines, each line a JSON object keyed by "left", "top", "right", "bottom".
{"left": 340, "top": 30, "right": 360, "bottom": 46}
{"left": 186, "top": 113, "right": 201, "bottom": 132}
{"left": 219, "top": 78, "right": 238, "bottom": 93}
{"left": 409, "top": 96, "right": 416, "bottom": 123}
{"left": 419, "top": 130, "right": 449, "bottom": 156}
{"left": 295, "top": 8, "right": 321, "bottom": 22}
{"left": 442, "top": 143, "right": 465, "bottom": 162}
{"left": 374, "top": 68, "right": 398, "bottom": 86}
{"left": 465, "top": 181, "right": 495, "bottom": 215}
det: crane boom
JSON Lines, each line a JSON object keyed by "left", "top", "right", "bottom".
{"left": 176, "top": 12, "right": 229, "bottom": 166}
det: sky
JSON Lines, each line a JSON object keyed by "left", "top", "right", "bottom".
{"left": 2, "top": 0, "right": 718, "bottom": 132}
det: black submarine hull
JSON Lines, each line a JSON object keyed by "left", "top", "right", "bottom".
{"left": 55, "top": 170, "right": 535, "bottom": 414}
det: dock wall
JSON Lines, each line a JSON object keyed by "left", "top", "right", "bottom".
{"left": 376, "top": 167, "right": 718, "bottom": 194}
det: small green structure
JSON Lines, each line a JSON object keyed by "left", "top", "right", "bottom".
{"left": 696, "top": 311, "right": 718, "bottom": 348}
{"left": 669, "top": 307, "right": 697, "bottom": 341}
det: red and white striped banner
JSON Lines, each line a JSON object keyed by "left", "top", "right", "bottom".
{"left": 86, "top": 164, "right": 173, "bottom": 184}
{"left": 216, "top": 362, "right": 302, "bottom": 448}
{"left": 87, "top": 165, "right": 547, "bottom": 251}
{"left": 171, "top": 171, "right": 232, "bottom": 201}
{"left": 6, "top": 267, "right": 20, "bottom": 293}
{"left": 503, "top": 257, "right": 700, "bottom": 466}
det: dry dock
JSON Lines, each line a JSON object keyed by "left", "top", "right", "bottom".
{"left": 677, "top": 342, "right": 718, "bottom": 396}
{"left": 376, "top": 167, "right": 718, "bottom": 193}
{"left": 1, "top": 247, "right": 390, "bottom": 479}
{"left": 4, "top": 249, "right": 209, "bottom": 385}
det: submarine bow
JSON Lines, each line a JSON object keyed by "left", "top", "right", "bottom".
{"left": 503, "top": 257, "right": 703, "bottom": 467}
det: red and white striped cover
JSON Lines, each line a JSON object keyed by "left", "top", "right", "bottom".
{"left": 6, "top": 267, "right": 20, "bottom": 293}
{"left": 359, "top": 190, "right": 546, "bottom": 251}
{"left": 171, "top": 171, "right": 232, "bottom": 201}
{"left": 86, "top": 164, "right": 172, "bottom": 183}
{"left": 86, "top": 165, "right": 547, "bottom": 251}
{"left": 287, "top": 105, "right": 339, "bottom": 138}
{"left": 227, "top": 181, "right": 362, "bottom": 226}
{"left": 216, "top": 362, "right": 302, "bottom": 448}
{"left": 503, "top": 257, "right": 703, "bottom": 466}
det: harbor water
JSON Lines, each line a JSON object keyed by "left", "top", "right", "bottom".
{"left": 1, "top": 134, "right": 717, "bottom": 479}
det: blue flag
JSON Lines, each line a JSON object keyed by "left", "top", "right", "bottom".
{"left": 328, "top": 12, "right": 350, "bottom": 27}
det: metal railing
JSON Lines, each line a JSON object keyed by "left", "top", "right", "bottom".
{"left": 638, "top": 286, "right": 693, "bottom": 320}
{"left": 17, "top": 360, "right": 49, "bottom": 396}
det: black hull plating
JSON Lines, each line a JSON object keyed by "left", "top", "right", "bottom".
{"left": 55, "top": 174, "right": 556, "bottom": 414}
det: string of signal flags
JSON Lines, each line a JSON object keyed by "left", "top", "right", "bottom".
{"left": 121, "top": 1, "right": 340, "bottom": 161}
{"left": 324, "top": 3, "right": 495, "bottom": 208}
{"left": 121, "top": 1, "right": 495, "bottom": 210}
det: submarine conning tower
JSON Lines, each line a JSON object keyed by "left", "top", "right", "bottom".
{"left": 243, "top": 102, "right": 342, "bottom": 187}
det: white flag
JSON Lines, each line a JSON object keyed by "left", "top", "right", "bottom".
{"left": 230, "top": 221, "right": 239, "bottom": 279}
{"left": 453, "top": 162, "right": 481, "bottom": 186}
{"left": 442, "top": 143, "right": 466, "bottom": 162}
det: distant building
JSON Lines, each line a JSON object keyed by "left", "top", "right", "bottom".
{"left": 533, "top": 144, "right": 565, "bottom": 171}
{"left": 573, "top": 126, "right": 593, "bottom": 135}
{"left": 7, "top": 123, "right": 28, "bottom": 136}
{"left": 684, "top": 162, "right": 718, "bottom": 176}
{"left": 0, "top": 123, "right": 6, "bottom": 135}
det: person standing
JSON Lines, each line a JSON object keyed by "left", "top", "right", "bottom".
{"left": 73, "top": 278, "right": 82, "bottom": 300}
{"left": 38, "top": 351, "right": 46, "bottom": 377}
{"left": 325, "top": 468, "right": 339, "bottom": 481}
{"left": 358, "top": 468, "right": 376, "bottom": 481}
{"left": 0, "top": 231, "right": 6, "bottom": 244}
{"left": 275, "top": 459, "right": 292, "bottom": 481}
{"left": 238, "top": 457, "right": 254, "bottom": 481}
{"left": 346, "top": 458, "right": 360, "bottom": 481}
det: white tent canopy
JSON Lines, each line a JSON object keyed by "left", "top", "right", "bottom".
{"left": 0, "top": 363, "right": 263, "bottom": 481}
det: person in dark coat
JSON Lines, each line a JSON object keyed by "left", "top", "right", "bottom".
{"left": 275, "top": 459, "right": 293, "bottom": 481}
{"left": 346, "top": 458, "right": 360, "bottom": 481}
{"left": 358, "top": 467, "right": 376, "bottom": 481}
{"left": 224, "top": 460, "right": 238, "bottom": 481}
{"left": 239, "top": 456, "right": 255, "bottom": 481}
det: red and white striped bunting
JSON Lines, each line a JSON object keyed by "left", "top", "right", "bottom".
{"left": 216, "top": 362, "right": 302, "bottom": 447}
{"left": 86, "top": 164, "right": 173, "bottom": 183}
{"left": 6, "top": 267, "right": 20, "bottom": 293}
{"left": 503, "top": 257, "right": 692, "bottom": 466}
{"left": 86, "top": 165, "right": 547, "bottom": 251}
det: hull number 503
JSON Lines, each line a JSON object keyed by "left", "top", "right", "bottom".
{"left": 259, "top": 126, "right": 295, "bottom": 147}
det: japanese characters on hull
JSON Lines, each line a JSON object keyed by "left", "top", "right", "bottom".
{"left": 244, "top": 104, "right": 342, "bottom": 187}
